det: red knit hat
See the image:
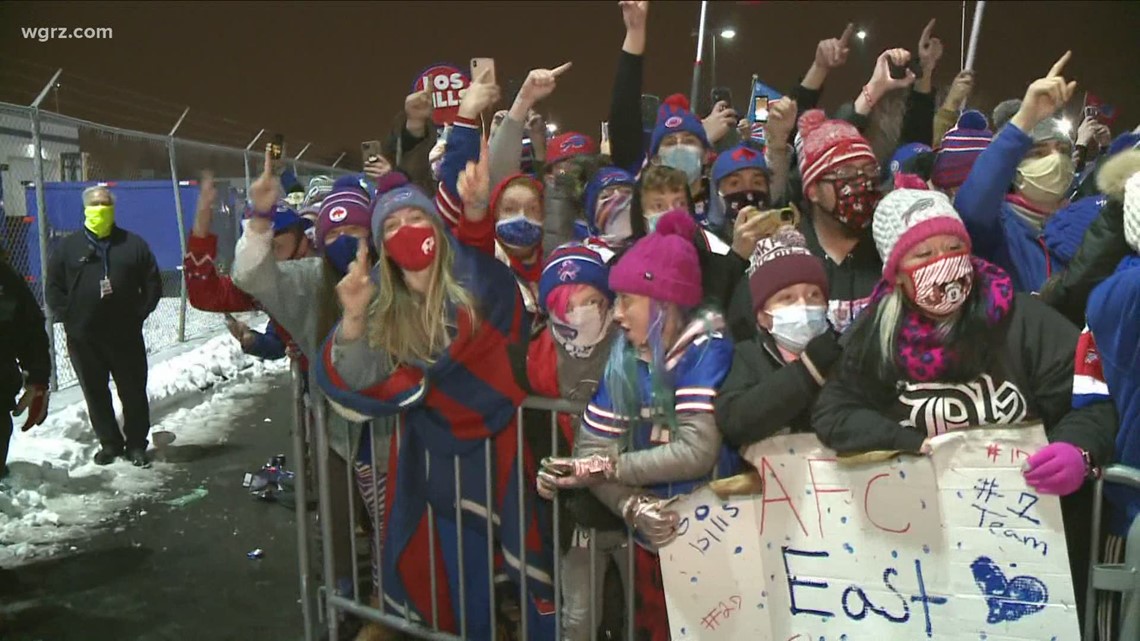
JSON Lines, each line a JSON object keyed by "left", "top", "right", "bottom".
{"left": 748, "top": 228, "right": 829, "bottom": 315}
{"left": 797, "top": 109, "right": 877, "bottom": 192}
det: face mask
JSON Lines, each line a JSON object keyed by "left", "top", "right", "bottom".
{"left": 324, "top": 235, "right": 361, "bottom": 276}
{"left": 384, "top": 224, "right": 437, "bottom": 271}
{"left": 1015, "top": 152, "right": 1075, "bottom": 204}
{"left": 767, "top": 304, "right": 829, "bottom": 353}
{"left": 826, "top": 175, "right": 881, "bottom": 230}
{"left": 550, "top": 303, "right": 613, "bottom": 358}
{"left": 721, "top": 190, "right": 771, "bottom": 225}
{"left": 85, "top": 205, "right": 115, "bottom": 238}
{"left": 659, "top": 144, "right": 704, "bottom": 184}
{"left": 496, "top": 213, "right": 543, "bottom": 248}
{"left": 644, "top": 211, "right": 666, "bottom": 233}
{"left": 596, "top": 190, "right": 633, "bottom": 242}
{"left": 903, "top": 252, "right": 974, "bottom": 316}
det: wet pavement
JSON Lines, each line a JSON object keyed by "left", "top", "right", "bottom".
{"left": 0, "top": 372, "right": 309, "bottom": 641}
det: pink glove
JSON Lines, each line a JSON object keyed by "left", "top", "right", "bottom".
{"left": 537, "top": 454, "right": 616, "bottom": 491}
{"left": 1023, "top": 442, "right": 1088, "bottom": 496}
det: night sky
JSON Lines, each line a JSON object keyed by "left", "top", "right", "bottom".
{"left": 2, "top": 1, "right": 1139, "bottom": 167}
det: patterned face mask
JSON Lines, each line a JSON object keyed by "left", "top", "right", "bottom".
{"left": 903, "top": 252, "right": 974, "bottom": 316}
{"left": 826, "top": 175, "right": 882, "bottom": 230}
{"left": 495, "top": 213, "right": 543, "bottom": 249}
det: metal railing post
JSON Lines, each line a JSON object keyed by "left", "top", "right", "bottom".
{"left": 29, "top": 69, "right": 63, "bottom": 392}
{"left": 292, "top": 360, "right": 317, "bottom": 641}
{"left": 331, "top": 152, "right": 346, "bottom": 169}
{"left": 166, "top": 107, "right": 190, "bottom": 342}
{"left": 312, "top": 395, "right": 340, "bottom": 640}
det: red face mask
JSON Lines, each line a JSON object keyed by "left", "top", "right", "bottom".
{"left": 827, "top": 175, "right": 882, "bottom": 230}
{"left": 903, "top": 251, "right": 974, "bottom": 316}
{"left": 384, "top": 224, "right": 437, "bottom": 271}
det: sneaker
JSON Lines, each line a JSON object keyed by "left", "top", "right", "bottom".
{"left": 94, "top": 448, "right": 122, "bottom": 465}
{"left": 126, "top": 448, "right": 151, "bottom": 468}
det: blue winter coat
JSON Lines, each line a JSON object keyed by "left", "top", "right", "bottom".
{"left": 954, "top": 125, "right": 1091, "bottom": 293}
{"left": 1087, "top": 255, "right": 1140, "bottom": 533}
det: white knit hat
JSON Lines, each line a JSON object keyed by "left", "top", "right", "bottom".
{"left": 872, "top": 189, "right": 972, "bottom": 281}
{"left": 1126, "top": 170, "right": 1140, "bottom": 253}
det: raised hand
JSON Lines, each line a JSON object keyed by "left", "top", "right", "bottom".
{"left": 336, "top": 237, "right": 376, "bottom": 322}
{"left": 458, "top": 68, "right": 501, "bottom": 120}
{"left": 816, "top": 22, "right": 854, "bottom": 70}
{"left": 620, "top": 0, "right": 649, "bottom": 32}
{"left": 363, "top": 154, "right": 392, "bottom": 181}
{"left": 1013, "top": 51, "right": 1077, "bottom": 132}
{"left": 518, "top": 62, "right": 573, "bottom": 106}
{"left": 249, "top": 145, "right": 281, "bottom": 215}
{"left": 764, "top": 97, "right": 798, "bottom": 147}
{"left": 917, "top": 19, "right": 943, "bottom": 74}
{"left": 943, "top": 70, "right": 975, "bottom": 110}
{"left": 192, "top": 170, "right": 217, "bottom": 238}
{"left": 869, "top": 48, "right": 917, "bottom": 96}
{"left": 703, "top": 101, "right": 738, "bottom": 144}
{"left": 457, "top": 137, "right": 492, "bottom": 221}
{"left": 405, "top": 90, "right": 433, "bottom": 123}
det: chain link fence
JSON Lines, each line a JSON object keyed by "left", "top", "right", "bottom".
{"left": 0, "top": 93, "right": 348, "bottom": 389}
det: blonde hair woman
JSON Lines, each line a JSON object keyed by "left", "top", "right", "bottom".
{"left": 315, "top": 174, "right": 556, "bottom": 639}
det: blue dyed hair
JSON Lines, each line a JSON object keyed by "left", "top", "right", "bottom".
{"left": 602, "top": 301, "right": 681, "bottom": 434}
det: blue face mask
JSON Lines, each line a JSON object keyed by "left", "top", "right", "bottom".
{"left": 658, "top": 144, "right": 704, "bottom": 184}
{"left": 495, "top": 213, "right": 543, "bottom": 248}
{"left": 324, "top": 235, "right": 360, "bottom": 276}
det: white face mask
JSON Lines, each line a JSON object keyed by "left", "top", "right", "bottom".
{"left": 1015, "top": 152, "right": 1075, "bottom": 204}
{"left": 767, "top": 304, "right": 829, "bottom": 353}
{"left": 550, "top": 303, "right": 613, "bottom": 358}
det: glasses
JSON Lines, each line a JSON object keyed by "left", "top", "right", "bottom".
{"left": 820, "top": 164, "right": 882, "bottom": 182}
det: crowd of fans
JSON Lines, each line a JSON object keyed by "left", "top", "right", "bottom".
{"left": 5, "top": 2, "right": 1138, "bottom": 640}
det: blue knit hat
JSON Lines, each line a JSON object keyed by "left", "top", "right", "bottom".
{"left": 271, "top": 204, "right": 313, "bottom": 235}
{"left": 711, "top": 144, "right": 769, "bottom": 186}
{"left": 370, "top": 173, "right": 439, "bottom": 250}
{"left": 888, "top": 142, "right": 933, "bottom": 179}
{"left": 538, "top": 242, "right": 615, "bottom": 313}
{"left": 584, "top": 167, "right": 635, "bottom": 235}
{"left": 649, "top": 94, "right": 710, "bottom": 157}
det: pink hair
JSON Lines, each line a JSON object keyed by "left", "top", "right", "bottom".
{"left": 545, "top": 284, "right": 592, "bottom": 322}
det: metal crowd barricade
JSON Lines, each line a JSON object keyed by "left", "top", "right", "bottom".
{"left": 298, "top": 382, "right": 641, "bottom": 641}
{"left": 1086, "top": 464, "right": 1140, "bottom": 641}
{"left": 290, "top": 358, "right": 318, "bottom": 641}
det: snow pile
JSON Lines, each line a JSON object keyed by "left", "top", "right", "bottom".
{"left": 53, "top": 297, "right": 227, "bottom": 388}
{"left": 1, "top": 320, "right": 287, "bottom": 567}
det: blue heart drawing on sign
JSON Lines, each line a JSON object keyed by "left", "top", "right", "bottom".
{"left": 970, "top": 556, "right": 1049, "bottom": 624}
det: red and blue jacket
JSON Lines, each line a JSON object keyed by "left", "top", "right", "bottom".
{"left": 314, "top": 235, "right": 554, "bottom": 635}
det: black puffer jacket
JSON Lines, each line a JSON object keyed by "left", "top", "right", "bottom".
{"left": 0, "top": 260, "right": 50, "bottom": 408}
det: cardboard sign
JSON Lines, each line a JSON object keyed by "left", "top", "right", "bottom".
{"left": 660, "top": 427, "right": 1079, "bottom": 640}
{"left": 412, "top": 63, "right": 470, "bottom": 126}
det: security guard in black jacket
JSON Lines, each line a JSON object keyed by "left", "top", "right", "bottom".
{"left": 46, "top": 185, "right": 162, "bottom": 467}
{"left": 0, "top": 256, "right": 51, "bottom": 479}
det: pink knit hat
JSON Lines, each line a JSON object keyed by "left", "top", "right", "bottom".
{"left": 608, "top": 210, "right": 702, "bottom": 307}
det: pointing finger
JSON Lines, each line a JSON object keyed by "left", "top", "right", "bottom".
{"left": 1048, "top": 50, "right": 1071, "bottom": 78}
{"left": 263, "top": 145, "right": 273, "bottom": 176}
{"left": 920, "top": 18, "right": 936, "bottom": 44}
{"left": 839, "top": 22, "right": 854, "bottom": 46}
{"left": 551, "top": 61, "right": 573, "bottom": 77}
{"left": 355, "top": 234, "right": 369, "bottom": 269}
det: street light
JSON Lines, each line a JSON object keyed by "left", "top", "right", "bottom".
{"left": 546, "top": 122, "right": 558, "bottom": 135}
{"left": 710, "top": 26, "right": 736, "bottom": 91}
{"left": 856, "top": 29, "right": 868, "bottom": 41}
